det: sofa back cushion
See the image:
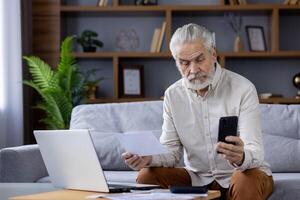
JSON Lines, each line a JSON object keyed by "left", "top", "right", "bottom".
{"left": 260, "top": 104, "right": 300, "bottom": 172}
{"left": 71, "top": 101, "right": 163, "bottom": 132}
{"left": 70, "top": 101, "right": 163, "bottom": 170}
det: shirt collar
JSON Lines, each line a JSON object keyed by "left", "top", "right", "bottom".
{"left": 210, "top": 61, "right": 222, "bottom": 91}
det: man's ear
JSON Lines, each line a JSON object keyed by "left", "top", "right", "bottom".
{"left": 211, "top": 48, "right": 217, "bottom": 62}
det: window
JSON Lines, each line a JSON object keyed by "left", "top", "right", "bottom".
{"left": 0, "top": 1, "right": 5, "bottom": 110}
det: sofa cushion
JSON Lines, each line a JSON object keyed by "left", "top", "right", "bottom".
{"left": 260, "top": 104, "right": 300, "bottom": 172}
{"left": 70, "top": 101, "right": 163, "bottom": 132}
{"left": 269, "top": 173, "right": 300, "bottom": 200}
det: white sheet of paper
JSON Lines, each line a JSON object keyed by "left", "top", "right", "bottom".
{"left": 117, "top": 132, "right": 168, "bottom": 156}
{"left": 86, "top": 189, "right": 207, "bottom": 200}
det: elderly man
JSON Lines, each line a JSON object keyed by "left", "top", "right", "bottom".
{"left": 122, "top": 23, "right": 273, "bottom": 200}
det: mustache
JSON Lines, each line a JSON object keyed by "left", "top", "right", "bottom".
{"left": 187, "top": 72, "right": 210, "bottom": 81}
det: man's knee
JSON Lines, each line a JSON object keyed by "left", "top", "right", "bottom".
{"left": 229, "top": 168, "right": 271, "bottom": 200}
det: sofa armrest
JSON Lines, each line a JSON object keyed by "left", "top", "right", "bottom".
{"left": 0, "top": 145, "right": 48, "bottom": 182}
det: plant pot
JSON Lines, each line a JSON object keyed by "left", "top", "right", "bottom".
{"left": 86, "top": 85, "right": 97, "bottom": 100}
{"left": 83, "top": 46, "right": 97, "bottom": 52}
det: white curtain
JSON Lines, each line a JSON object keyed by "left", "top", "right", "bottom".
{"left": 0, "top": 0, "right": 23, "bottom": 148}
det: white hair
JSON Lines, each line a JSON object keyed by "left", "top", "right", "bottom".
{"left": 170, "top": 23, "right": 215, "bottom": 59}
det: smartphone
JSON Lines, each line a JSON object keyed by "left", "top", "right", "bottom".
{"left": 170, "top": 186, "right": 208, "bottom": 194}
{"left": 218, "top": 116, "right": 238, "bottom": 144}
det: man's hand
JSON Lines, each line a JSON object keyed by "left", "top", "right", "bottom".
{"left": 121, "top": 152, "right": 152, "bottom": 171}
{"left": 216, "top": 136, "right": 244, "bottom": 166}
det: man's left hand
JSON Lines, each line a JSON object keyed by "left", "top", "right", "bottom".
{"left": 216, "top": 136, "right": 244, "bottom": 166}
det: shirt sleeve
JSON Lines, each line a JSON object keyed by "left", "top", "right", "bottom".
{"left": 150, "top": 90, "right": 183, "bottom": 167}
{"left": 230, "top": 84, "right": 265, "bottom": 171}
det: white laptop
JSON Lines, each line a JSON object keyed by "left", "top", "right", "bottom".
{"left": 34, "top": 129, "right": 160, "bottom": 193}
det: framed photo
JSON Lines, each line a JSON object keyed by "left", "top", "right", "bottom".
{"left": 246, "top": 26, "right": 267, "bottom": 52}
{"left": 120, "top": 64, "right": 144, "bottom": 97}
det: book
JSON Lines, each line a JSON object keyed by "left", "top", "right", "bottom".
{"left": 259, "top": 93, "right": 283, "bottom": 99}
{"left": 103, "top": 0, "right": 108, "bottom": 6}
{"left": 150, "top": 28, "right": 161, "bottom": 52}
{"left": 229, "top": 0, "right": 235, "bottom": 5}
{"left": 97, "top": 0, "right": 104, "bottom": 6}
{"left": 283, "top": 0, "right": 291, "bottom": 4}
{"left": 289, "top": 0, "right": 298, "bottom": 4}
{"left": 156, "top": 21, "right": 167, "bottom": 52}
{"left": 233, "top": 0, "right": 239, "bottom": 5}
{"left": 241, "top": 0, "right": 247, "bottom": 4}
{"left": 237, "top": 0, "right": 245, "bottom": 5}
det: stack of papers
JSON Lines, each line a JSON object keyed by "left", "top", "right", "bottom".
{"left": 86, "top": 189, "right": 208, "bottom": 200}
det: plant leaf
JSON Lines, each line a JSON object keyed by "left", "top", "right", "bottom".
{"left": 23, "top": 56, "right": 58, "bottom": 91}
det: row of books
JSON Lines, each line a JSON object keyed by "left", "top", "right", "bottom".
{"left": 150, "top": 21, "right": 166, "bottom": 53}
{"left": 228, "top": 0, "right": 247, "bottom": 5}
{"left": 284, "top": 0, "right": 300, "bottom": 5}
{"left": 97, "top": 0, "right": 109, "bottom": 7}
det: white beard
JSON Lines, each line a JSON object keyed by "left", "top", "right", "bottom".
{"left": 183, "top": 66, "right": 215, "bottom": 91}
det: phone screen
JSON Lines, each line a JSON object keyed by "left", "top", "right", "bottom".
{"left": 218, "top": 116, "right": 238, "bottom": 144}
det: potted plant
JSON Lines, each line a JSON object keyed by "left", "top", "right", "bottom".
{"left": 82, "top": 69, "right": 106, "bottom": 100}
{"left": 77, "top": 30, "right": 103, "bottom": 52}
{"left": 23, "top": 36, "right": 86, "bottom": 129}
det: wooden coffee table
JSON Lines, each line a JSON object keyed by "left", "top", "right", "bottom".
{"left": 10, "top": 189, "right": 221, "bottom": 200}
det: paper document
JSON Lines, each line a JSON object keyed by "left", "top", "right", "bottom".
{"left": 116, "top": 132, "right": 168, "bottom": 156}
{"left": 86, "top": 189, "right": 208, "bottom": 199}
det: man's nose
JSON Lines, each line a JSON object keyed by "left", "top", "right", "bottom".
{"left": 190, "top": 62, "right": 200, "bottom": 73}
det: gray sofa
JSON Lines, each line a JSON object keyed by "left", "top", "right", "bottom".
{"left": 1, "top": 101, "right": 300, "bottom": 200}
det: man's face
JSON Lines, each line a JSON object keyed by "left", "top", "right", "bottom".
{"left": 175, "top": 40, "right": 217, "bottom": 90}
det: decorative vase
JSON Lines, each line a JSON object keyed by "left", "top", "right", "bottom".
{"left": 293, "top": 73, "right": 300, "bottom": 99}
{"left": 234, "top": 35, "right": 243, "bottom": 52}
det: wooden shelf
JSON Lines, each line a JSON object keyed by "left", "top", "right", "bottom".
{"left": 220, "top": 51, "right": 300, "bottom": 58}
{"left": 60, "top": 5, "right": 166, "bottom": 12}
{"left": 73, "top": 51, "right": 300, "bottom": 59}
{"left": 259, "top": 98, "right": 300, "bottom": 104}
{"left": 73, "top": 52, "right": 172, "bottom": 58}
{"left": 60, "top": 5, "right": 300, "bottom": 12}
{"left": 86, "top": 97, "right": 300, "bottom": 104}
{"left": 86, "top": 97, "right": 162, "bottom": 104}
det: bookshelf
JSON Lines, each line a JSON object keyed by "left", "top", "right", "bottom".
{"left": 86, "top": 97, "right": 300, "bottom": 104}
{"left": 33, "top": 0, "right": 300, "bottom": 104}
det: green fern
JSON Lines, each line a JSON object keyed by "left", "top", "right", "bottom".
{"left": 23, "top": 56, "right": 58, "bottom": 91}
{"left": 23, "top": 36, "right": 83, "bottom": 129}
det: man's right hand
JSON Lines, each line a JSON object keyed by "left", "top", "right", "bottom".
{"left": 121, "top": 152, "right": 152, "bottom": 171}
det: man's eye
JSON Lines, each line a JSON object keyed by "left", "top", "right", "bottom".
{"left": 181, "top": 61, "right": 189, "bottom": 66}
{"left": 196, "top": 57, "right": 204, "bottom": 63}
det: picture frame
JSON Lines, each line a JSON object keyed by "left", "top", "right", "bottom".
{"left": 245, "top": 26, "right": 267, "bottom": 52}
{"left": 120, "top": 64, "right": 144, "bottom": 97}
